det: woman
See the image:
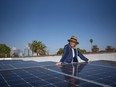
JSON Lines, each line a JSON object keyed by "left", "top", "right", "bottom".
{"left": 56, "top": 36, "right": 89, "bottom": 66}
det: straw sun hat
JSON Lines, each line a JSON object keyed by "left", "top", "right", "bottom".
{"left": 68, "top": 36, "right": 79, "bottom": 44}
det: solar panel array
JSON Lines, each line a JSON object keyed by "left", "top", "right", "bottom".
{"left": 0, "top": 60, "right": 116, "bottom": 87}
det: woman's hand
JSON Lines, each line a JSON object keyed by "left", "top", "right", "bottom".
{"left": 56, "top": 62, "right": 62, "bottom": 67}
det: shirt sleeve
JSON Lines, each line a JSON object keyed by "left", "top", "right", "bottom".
{"left": 60, "top": 45, "right": 69, "bottom": 62}
{"left": 78, "top": 51, "right": 89, "bottom": 62}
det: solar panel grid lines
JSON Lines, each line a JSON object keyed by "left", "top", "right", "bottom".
{"left": 0, "top": 73, "right": 10, "bottom": 87}
{"left": 41, "top": 66, "right": 111, "bottom": 87}
{"left": 22, "top": 69, "right": 57, "bottom": 87}
{"left": 0, "top": 60, "right": 116, "bottom": 87}
{"left": 11, "top": 66, "right": 97, "bottom": 87}
{"left": 9, "top": 64, "right": 17, "bottom": 69}
{"left": 12, "top": 71, "right": 33, "bottom": 87}
{"left": 43, "top": 61, "right": 116, "bottom": 87}
{"left": 88, "top": 63, "right": 116, "bottom": 69}
{"left": 25, "top": 67, "right": 73, "bottom": 86}
{"left": 0, "top": 62, "right": 57, "bottom": 72}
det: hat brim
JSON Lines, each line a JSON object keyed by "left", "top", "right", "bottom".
{"left": 68, "top": 39, "right": 79, "bottom": 44}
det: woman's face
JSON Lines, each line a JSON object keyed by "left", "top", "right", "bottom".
{"left": 70, "top": 41, "right": 77, "bottom": 48}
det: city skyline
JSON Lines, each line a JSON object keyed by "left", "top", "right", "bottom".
{"left": 0, "top": 0, "right": 116, "bottom": 54}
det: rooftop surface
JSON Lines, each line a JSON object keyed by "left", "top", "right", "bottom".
{"left": 0, "top": 58, "right": 116, "bottom": 87}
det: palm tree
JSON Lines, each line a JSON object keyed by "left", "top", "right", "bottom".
{"left": 57, "top": 48, "right": 64, "bottom": 55}
{"left": 36, "top": 41, "right": 46, "bottom": 56}
{"left": 92, "top": 45, "right": 99, "bottom": 53}
{"left": 77, "top": 48, "right": 86, "bottom": 54}
{"left": 90, "top": 39, "right": 93, "bottom": 51}
{"left": 105, "top": 46, "right": 114, "bottom": 52}
{"left": 29, "top": 41, "right": 37, "bottom": 56}
{"left": 30, "top": 40, "right": 46, "bottom": 56}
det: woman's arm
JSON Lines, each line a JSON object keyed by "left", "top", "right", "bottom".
{"left": 78, "top": 51, "right": 89, "bottom": 62}
{"left": 56, "top": 45, "right": 69, "bottom": 66}
{"left": 60, "top": 45, "right": 69, "bottom": 62}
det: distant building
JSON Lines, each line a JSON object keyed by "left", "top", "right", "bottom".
{"left": 12, "top": 46, "right": 16, "bottom": 55}
{"left": 23, "top": 45, "right": 32, "bottom": 56}
{"left": 11, "top": 46, "right": 23, "bottom": 57}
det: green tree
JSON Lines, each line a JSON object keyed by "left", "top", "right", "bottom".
{"left": 90, "top": 39, "right": 93, "bottom": 51}
{"left": 30, "top": 40, "right": 46, "bottom": 56}
{"left": 0, "top": 44, "right": 11, "bottom": 58}
{"left": 56, "top": 48, "right": 87, "bottom": 55}
{"left": 36, "top": 41, "right": 46, "bottom": 56}
{"left": 92, "top": 45, "right": 99, "bottom": 53}
{"left": 105, "top": 46, "right": 114, "bottom": 52}
{"left": 77, "top": 48, "right": 86, "bottom": 54}
{"left": 57, "top": 48, "right": 64, "bottom": 55}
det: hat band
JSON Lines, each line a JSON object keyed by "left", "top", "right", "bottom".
{"left": 70, "top": 38, "right": 77, "bottom": 41}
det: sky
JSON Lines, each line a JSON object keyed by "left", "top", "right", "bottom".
{"left": 0, "top": 0, "right": 116, "bottom": 54}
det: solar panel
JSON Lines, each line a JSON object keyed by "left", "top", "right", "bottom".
{"left": 0, "top": 60, "right": 116, "bottom": 87}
